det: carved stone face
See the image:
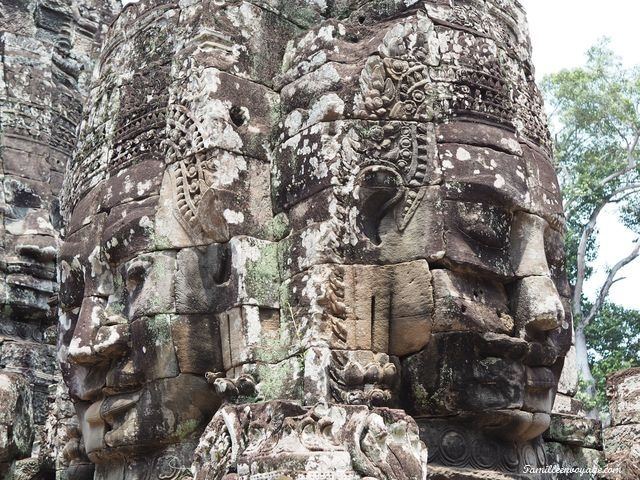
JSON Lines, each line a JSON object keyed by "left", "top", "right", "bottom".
{"left": 56, "top": 1, "right": 290, "bottom": 473}
{"left": 59, "top": 0, "right": 570, "bottom": 477}
{"left": 270, "top": 0, "right": 572, "bottom": 473}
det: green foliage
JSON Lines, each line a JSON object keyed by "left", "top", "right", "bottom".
{"left": 542, "top": 38, "right": 640, "bottom": 285}
{"left": 584, "top": 302, "right": 640, "bottom": 409}
{"left": 575, "top": 376, "right": 599, "bottom": 412}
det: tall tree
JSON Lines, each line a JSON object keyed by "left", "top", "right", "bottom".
{"left": 542, "top": 39, "right": 640, "bottom": 398}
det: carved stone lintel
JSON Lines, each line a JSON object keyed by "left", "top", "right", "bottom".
{"left": 193, "top": 401, "right": 428, "bottom": 480}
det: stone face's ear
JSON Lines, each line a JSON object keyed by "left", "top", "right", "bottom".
{"left": 355, "top": 167, "right": 405, "bottom": 245}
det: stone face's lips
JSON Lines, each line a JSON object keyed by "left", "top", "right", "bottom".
{"left": 478, "top": 332, "right": 560, "bottom": 367}
{"left": 525, "top": 367, "right": 556, "bottom": 390}
{"left": 100, "top": 390, "right": 142, "bottom": 421}
{"left": 84, "top": 399, "right": 103, "bottom": 425}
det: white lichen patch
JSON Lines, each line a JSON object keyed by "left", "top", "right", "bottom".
{"left": 88, "top": 246, "right": 103, "bottom": 279}
{"left": 223, "top": 209, "right": 245, "bottom": 224}
{"left": 95, "top": 327, "right": 122, "bottom": 351}
{"left": 212, "top": 151, "right": 247, "bottom": 187}
{"left": 307, "top": 93, "right": 345, "bottom": 126}
{"left": 284, "top": 110, "right": 303, "bottom": 137}
{"left": 36, "top": 216, "right": 54, "bottom": 232}
{"left": 91, "top": 303, "right": 104, "bottom": 327}
{"left": 317, "top": 25, "right": 335, "bottom": 42}
{"left": 494, "top": 174, "right": 505, "bottom": 189}
{"left": 68, "top": 337, "right": 92, "bottom": 358}
{"left": 456, "top": 147, "right": 471, "bottom": 161}
{"left": 59, "top": 311, "right": 73, "bottom": 332}
{"left": 231, "top": 239, "right": 262, "bottom": 275}
{"left": 292, "top": 64, "right": 341, "bottom": 96}
{"left": 122, "top": 175, "right": 133, "bottom": 194}
{"left": 136, "top": 179, "right": 152, "bottom": 196}
{"left": 193, "top": 68, "right": 221, "bottom": 94}
{"left": 309, "top": 155, "right": 329, "bottom": 180}
{"left": 442, "top": 159, "right": 454, "bottom": 170}
{"left": 139, "top": 216, "right": 153, "bottom": 230}
{"left": 500, "top": 136, "right": 523, "bottom": 155}
{"left": 298, "top": 223, "right": 339, "bottom": 270}
{"left": 245, "top": 305, "right": 261, "bottom": 345}
{"left": 307, "top": 0, "right": 327, "bottom": 12}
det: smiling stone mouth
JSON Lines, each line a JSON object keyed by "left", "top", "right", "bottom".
{"left": 477, "top": 331, "right": 560, "bottom": 367}
{"left": 100, "top": 390, "right": 142, "bottom": 421}
{"left": 102, "top": 384, "right": 141, "bottom": 396}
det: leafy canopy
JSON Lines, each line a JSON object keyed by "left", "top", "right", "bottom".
{"left": 542, "top": 39, "right": 640, "bottom": 285}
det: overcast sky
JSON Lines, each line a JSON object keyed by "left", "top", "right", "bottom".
{"left": 520, "top": 0, "right": 640, "bottom": 309}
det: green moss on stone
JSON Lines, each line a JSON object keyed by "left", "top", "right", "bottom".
{"left": 176, "top": 418, "right": 198, "bottom": 439}
{"left": 256, "top": 361, "right": 293, "bottom": 401}
{"left": 244, "top": 241, "right": 280, "bottom": 305}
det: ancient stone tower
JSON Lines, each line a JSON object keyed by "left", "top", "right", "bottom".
{"left": 0, "top": 0, "right": 607, "bottom": 479}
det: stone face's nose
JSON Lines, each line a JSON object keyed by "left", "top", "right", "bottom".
{"left": 510, "top": 211, "right": 551, "bottom": 278}
{"left": 67, "top": 296, "right": 130, "bottom": 366}
{"left": 510, "top": 211, "right": 564, "bottom": 333}
{"left": 513, "top": 275, "right": 565, "bottom": 333}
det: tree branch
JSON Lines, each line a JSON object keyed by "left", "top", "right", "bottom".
{"left": 628, "top": 130, "right": 640, "bottom": 169}
{"left": 598, "top": 131, "right": 640, "bottom": 187}
{"left": 583, "top": 240, "right": 640, "bottom": 327}
{"left": 573, "top": 202, "right": 607, "bottom": 319}
{"left": 610, "top": 184, "right": 640, "bottom": 203}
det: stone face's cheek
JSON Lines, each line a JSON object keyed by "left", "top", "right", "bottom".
{"left": 59, "top": 214, "right": 110, "bottom": 310}
{"left": 170, "top": 315, "right": 223, "bottom": 375}
{"left": 174, "top": 237, "right": 280, "bottom": 316}
{"left": 442, "top": 200, "right": 513, "bottom": 278}
{"left": 522, "top": 143, "right": 564, "bottom": 221}
{"left": 101, "top": 197, "right": 159, "bottom": 267}
{"left": 130, "top": 315, "right": 179, "bottom": 383}
{"left": 67, "top": 296, "right": 108, "bottom": 366}
{"left": 431, "top": 269, "right": 513, "bottom": 335}
{"left": 124, "top": 251, "right": 177, "bottom": 321}
{"left": 545, "top": 226, "right": 572, "bottom": 299}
